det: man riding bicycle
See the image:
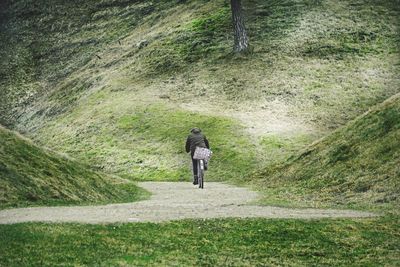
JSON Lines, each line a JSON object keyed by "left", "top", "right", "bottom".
{"left": 185, "top": 128, "right": 210, "bottom": 185}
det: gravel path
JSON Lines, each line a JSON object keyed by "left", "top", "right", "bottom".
{"left": 0, "top": 182, "right": 376, "bottom": 224}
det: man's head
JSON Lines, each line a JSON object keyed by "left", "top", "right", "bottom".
{"left": 190, "top": 127, "right": 201, "bottom": 134}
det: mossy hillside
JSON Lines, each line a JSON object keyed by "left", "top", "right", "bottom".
{"left": 145, "top": 0, "right": 400, "bottom": 70}
{"left": 1, "top": 217, "right": 399, "bottom": 266}
{"left": 252, "top": 94, "right": 400, "bottom": 210}
{"left": 0, "top": 0, "right": 399, "bottom": 188}
{"left": 0, "top": 125, "right": 148, "bottom": 209}
{"left": 0, "top": 0, "right": 190, "bottom": 127}
{"left": 1, "top": 0, "right": 399, "bottom": 133}
{"left": 259, "top": 134, "right": 316, "bottom": 164}
{"left": 137, "top": 0, "right": 400, "bottom": 128}
{"left": 35, "top": 99, "right": 257, "bottom": 182}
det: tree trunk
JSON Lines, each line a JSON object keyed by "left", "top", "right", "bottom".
{"left": 230, "top": 0, "right": 249, "bottom": 53}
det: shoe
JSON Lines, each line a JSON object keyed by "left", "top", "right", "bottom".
{"left": 193, "top": 175, "right": 198, "bottom": 185}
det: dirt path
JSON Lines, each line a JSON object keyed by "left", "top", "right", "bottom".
{"left": 0, "top": 182, "right": 375, "bottom": 224}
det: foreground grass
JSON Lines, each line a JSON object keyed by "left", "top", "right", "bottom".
{"left": 0, "top": 125, "right": 149, "bottom": 209}
{"left": 0, "top": 217, "right": 399, "bottom": 266}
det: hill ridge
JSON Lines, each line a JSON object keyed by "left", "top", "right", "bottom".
{"left": 0, "top": 125, "right": 148, "bottom": 209}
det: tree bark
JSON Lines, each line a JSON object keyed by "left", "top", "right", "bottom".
{"left": 230, "top": 0, "right": 249, "bottom": 53}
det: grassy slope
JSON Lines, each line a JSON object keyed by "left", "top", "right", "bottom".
{"left": 252, "top": 93, "right": 400, "bottom": 211}
{"left": 34, "top": 101, "right": 258, "bottom": 182}
{"left": 0, "top": 217, "right": 399, "bottom": 266}
{"left": 0, "top": 0, "right": 399, "bottom": 183}
{"left": 0, "top": 125, "right": 148, "bottom": 209}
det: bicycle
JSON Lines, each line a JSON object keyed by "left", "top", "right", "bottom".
{"left": 193, "top": 147, "right": 212, "bottom": 189}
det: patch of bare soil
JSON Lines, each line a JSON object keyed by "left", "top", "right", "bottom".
{"left": 179, "top": 99, "right": 315, "bottom": 138}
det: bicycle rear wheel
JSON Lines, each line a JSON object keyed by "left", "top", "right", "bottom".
{"left": 198, "top": 160, "right": 204, "bottom": 189}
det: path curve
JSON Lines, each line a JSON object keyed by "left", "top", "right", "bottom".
{"left": 0, "top": 182, "right": 376, "bottom": 224}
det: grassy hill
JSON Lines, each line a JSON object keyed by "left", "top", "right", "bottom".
{"left": 252, "top": 93, "right": 400, "bottom": 210}
{"left": 0, "top": 125, "right": 148, "bottom": 209}
{"left": 1, "top": 0, "right": 399, "bottom": 183}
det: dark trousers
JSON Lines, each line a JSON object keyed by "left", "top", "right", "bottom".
{"left": 192, "top": 157, "right": 198, "bottom": 176}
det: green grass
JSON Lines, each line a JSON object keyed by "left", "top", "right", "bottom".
{"left": 35, "top": 102, "right": 258, "bottom": 182}
{"left": 0, "top": 0, "right": 398, "bottom": 200}
{"left": 259, "top": 134, "right": 315, "bottom": 163}
{"left": 1, "top": 0, "right": 399, "bottom": 129}
{"left": 142, "top": 4, "right": 232, "bottom": 73}
{"left": 0, "top": 0, "right": 185, "bottom": 126}
{"left": 0, "top": 2, "right": 399, "bottom": 265}
{"left": 117, "top": 104, "right": 258, "bottom": 181}
{"left": 0, "top": 0, "right": 397, "bottom": 204}
{"left": 0, "top": 0, "right": 399, "bottom": 188}
{"left": 0, "top": 217, "right": 399, "bottom": 266}
{"left": 0, "top": 125, "right": 149, "bottom": 209}
{"left": 252, "top": 93, "right": 400, "bottom": 211}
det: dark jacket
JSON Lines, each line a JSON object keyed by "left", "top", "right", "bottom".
{"left": 185, "top": 129, "right": 210, "bottom": 156}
